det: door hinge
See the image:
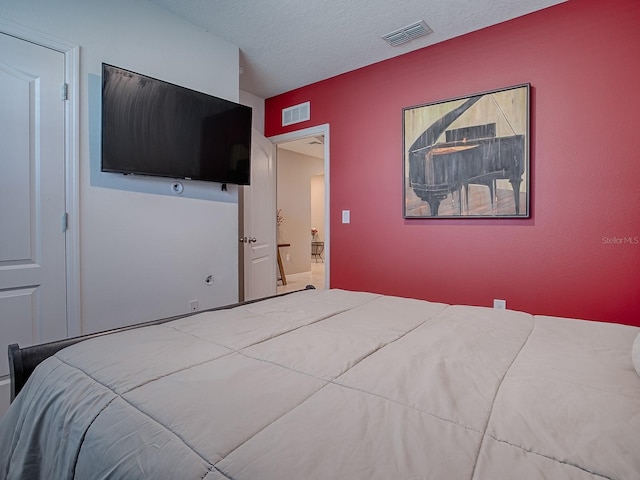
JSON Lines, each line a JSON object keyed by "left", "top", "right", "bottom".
{"left": 61, "top": 212, "right": 68, "bottom": 232}
{"left": 61, "top": 83, "right": 68, "bottom": 101}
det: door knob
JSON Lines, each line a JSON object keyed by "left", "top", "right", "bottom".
{"left": 249, "top": 237, "right": 257, "bottom": 243}
{"left": 239, "top": 237, "right": 247, "bottom": 243}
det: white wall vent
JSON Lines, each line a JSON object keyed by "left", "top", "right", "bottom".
{"left": 382, "top": 20, "right": 433, "bottom": 47}
{"left": 282, "top": 102, "right": 310, "bottom": 126}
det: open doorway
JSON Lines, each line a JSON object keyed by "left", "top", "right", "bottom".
{"left": 271, "top": 125, "right": 329, "bottom": 293}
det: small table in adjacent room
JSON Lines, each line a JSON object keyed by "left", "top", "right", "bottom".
{"left": 277, "top": 243, "right": 290, "bottom": 285}
{"left": 311, "top": 241, "right": 324, "bottom": 262}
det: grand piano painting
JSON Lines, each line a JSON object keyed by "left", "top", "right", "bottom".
{"left": 403, "top": 84, "right": 529, "bottom": 218}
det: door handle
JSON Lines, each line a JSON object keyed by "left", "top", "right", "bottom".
{"left": 239, "top": 237, "right": 247, "bottom": 243}
{"left": 249, "top": 237, "right": 257, "bottom": 243}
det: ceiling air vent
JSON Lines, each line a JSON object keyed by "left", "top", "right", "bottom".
{"left": 382, "top": 20, "right": 433, "bottom": 47}
{"left": 282, "top": 101, "right": 310, "bottom": 127}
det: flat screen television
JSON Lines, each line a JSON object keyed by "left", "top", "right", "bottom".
{"left": 101, "top": 63, "right": 252, "bottom": 185}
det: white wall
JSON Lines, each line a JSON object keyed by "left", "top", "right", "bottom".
{"left": 311, "top": 175, "right": 325, "bottom": 242}
{"left": 0, "top": 380, "right": 9, "bottom": 420}
{"left": 240, "top": 90, "right": 265, "bottom": 134}
{"left": 276, "top": 149, "right": 324, "bottom": 275}
{"left": 0, "top": 0, "right": 242, "bottom": 334}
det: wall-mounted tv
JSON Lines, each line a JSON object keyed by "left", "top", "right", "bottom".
{"left": 101, "top": 63, "right": 252, "bottom": 185}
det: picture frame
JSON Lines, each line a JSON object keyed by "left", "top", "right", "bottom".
{"left": 403, "top": 84, "right": 530, "bottom": 218}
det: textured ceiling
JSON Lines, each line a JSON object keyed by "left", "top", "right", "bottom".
{"left": 149, "top": 0, "right": 567, "bottom": 99}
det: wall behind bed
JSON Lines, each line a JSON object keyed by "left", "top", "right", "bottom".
{"left": 0, "top": 0, "right": 242, "bottom": 334}
{"left": 265, "top": 0, "right": 640, "bottom": 326}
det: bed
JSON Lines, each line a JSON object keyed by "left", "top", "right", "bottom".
{"left": 1, "top": 288, "right": 639, "bottom": 479}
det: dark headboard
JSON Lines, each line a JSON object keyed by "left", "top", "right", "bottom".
{"left": 8, "top": 286, "right": 316, "bottom": 402}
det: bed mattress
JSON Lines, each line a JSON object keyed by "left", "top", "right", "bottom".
{"left": 1, "top": 289, "right": 639, "bottom": 479}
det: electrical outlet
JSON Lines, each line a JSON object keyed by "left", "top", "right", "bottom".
{"left": 189, "top": 300, "right": 199, "bottom": 312}
{"left": 493, "top": 299, "right": 506, "bottom": 310}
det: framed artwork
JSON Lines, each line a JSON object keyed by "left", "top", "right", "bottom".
{"left": 403, "top": 84, "right": 530, "bottom": 218}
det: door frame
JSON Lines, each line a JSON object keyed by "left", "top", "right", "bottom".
{"left": 269, "top": 124, "right": 330, "bottom": 289}
{"left": 0, "top": 20, "right": 80, "bottom": 336}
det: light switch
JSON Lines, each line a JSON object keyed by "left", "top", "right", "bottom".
{"left": 342, "top": 210, "right": 350, "bottom": 224}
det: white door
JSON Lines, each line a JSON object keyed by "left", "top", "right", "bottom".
{"left": 0, "top": 34, "right": 68, "bottom": 382}
{"left": 241, "top": 129, "right": 276, "bottom": 301}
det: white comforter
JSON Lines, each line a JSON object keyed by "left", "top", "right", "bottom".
{"left": 1, "top": 289, "right": 639, "bottom": 479}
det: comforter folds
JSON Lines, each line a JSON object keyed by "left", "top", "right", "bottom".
{"left": 1, "top": 289, "right": 638, "bottom": 479}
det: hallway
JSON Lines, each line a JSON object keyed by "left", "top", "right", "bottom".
{"left": 277, "top": 262, "right": 325, "bottom": 294}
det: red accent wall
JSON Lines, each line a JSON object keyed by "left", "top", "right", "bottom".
{"left": 265, "top": 0, "right": 640, "bottom": 326}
